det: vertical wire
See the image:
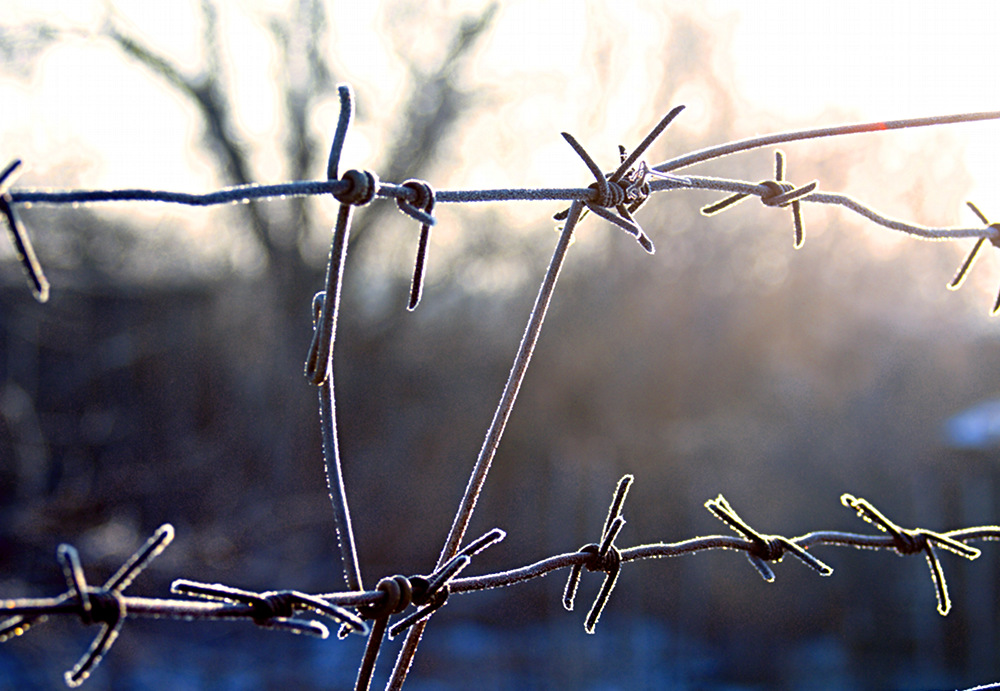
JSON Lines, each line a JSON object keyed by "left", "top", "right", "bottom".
{"left": 313, "top": 204, "right": 363, "bottom": 592}
{"left": 320, "top": 367, "right": 364, "bottom": 593}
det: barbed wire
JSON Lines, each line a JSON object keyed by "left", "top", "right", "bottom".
{"left": 4, "top": 483, "right": 999, "bottom": 688}
{"left": 4, "top": 104, "right": 1000, "bottom": 304}
{"left": 5, "top": 83, "right": 1000, "bottom": 689}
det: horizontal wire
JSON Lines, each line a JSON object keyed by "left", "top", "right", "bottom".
{"left": 9, "top": 177, "right": 992, "bottom": 246}
{"left": 7, "top": 525, "right": 998, "bottom": 624}
{"left": 672, "top": 176, "right": 999, "bottom": 241}
{"left": 9, "top": 183, "right": 597, "bottom": 207}
{"left": 448, "top": 524, "right": 1000, "bottom": 594}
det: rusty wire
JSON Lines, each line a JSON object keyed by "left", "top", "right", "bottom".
{"left": 5, "top": 84, "right": 1000, "bottom": 689}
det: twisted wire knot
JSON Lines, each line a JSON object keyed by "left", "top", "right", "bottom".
{"left": 588, "top": 179, "right": 627, "bottom": 209}
{"left": 758, "top": 179, "right": 795, "bottom": 207}
{"left": 580, "top": 542, "right": 622, "bottom": 575}
{"left": 251, "top": 591, "right": 297, "bottom": 624}
{"left": 705, "top": 494, "right": 833, "bottom": 582}
{"left": 750, "top": 535, "right": 788, "bottom": 563}
{"left": 334, "top": 169, "right": 379, "bottom": 206}
{"left": 77, "top": 590, "right": 123, "bottom": 627}
{"left": 700, "top": 150, "right": 816, "bottom": 248}
{"left": 360, "top": 575, "right": 413, "bottom": 620}
{"left": 890, "top": 529, "right": 928, "bottom": 556}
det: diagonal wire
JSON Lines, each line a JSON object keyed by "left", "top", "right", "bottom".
{"left": 386, "top": 201, "right": 586, "bottom": 690}
{"left": 654, "top": 110, "right": 1000, "bottom": 173}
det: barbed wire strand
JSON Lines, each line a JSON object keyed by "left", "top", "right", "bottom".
{"left": 8, "top": 110, "right": 1000, "bottom": 314}
{"left": 5, "top": 92, "right": 1000, "bottom": 688}
{"left": 11, "top": 176, "right": 992, "bottom": 241}
{"left": 5, "top": 487, "right": 1000, "bottom": 688}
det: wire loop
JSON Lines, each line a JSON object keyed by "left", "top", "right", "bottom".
{"left": 334, "top": 169, "right": 379, "bottom": 207}
{"left": 359, "top": 575, "right": 413, "bottom": 621}
{"left": 396, "top": 179, "right": 437, "bottom": 309}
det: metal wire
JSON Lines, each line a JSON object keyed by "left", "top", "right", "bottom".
{"left": 6, "top": 90, "right": 1000, "bottom": 689}
{"left": 5, "top": 491, "right": 1000, "bottom": 687}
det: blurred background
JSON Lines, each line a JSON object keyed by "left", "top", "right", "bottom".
{"left": 2, "top": 1, "right": 1000, "bottom": 688}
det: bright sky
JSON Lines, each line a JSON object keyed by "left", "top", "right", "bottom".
{"left": 1, "top": 0, "right": 998, "bottom": 263}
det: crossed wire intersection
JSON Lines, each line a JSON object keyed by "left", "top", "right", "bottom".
{"left": 6, "top": 83, "right": 1000, "bottom": 688}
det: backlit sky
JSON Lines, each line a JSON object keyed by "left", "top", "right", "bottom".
{"left": 1, "top": 1, "right": 998, "bottom": 272}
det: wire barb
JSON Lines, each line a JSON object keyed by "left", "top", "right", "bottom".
{"left": 947, "top": 201, "right": 1000, "bottom": 313}
{"left": 554, "top": 106, "right": 691, "bottom": 254}
{"left": 701, "top": 150, "right": 817, "bottom": 248}
{"left": 563, "top": 474, "right": 633, "bottom": 633}
{"left": 1, "top": 524, "right": 173, "bottom": 687}
{"left": 0, "top": 159, "right": 49, "bottom": 302}
{"left": 170, "top": 579, "right": 368, "bottom": 637}
{"left": 705, "top": 495, "right": 833, "bottom": 581}
{"left": 840, "top": 493, "right": 979, "bottom": 615}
